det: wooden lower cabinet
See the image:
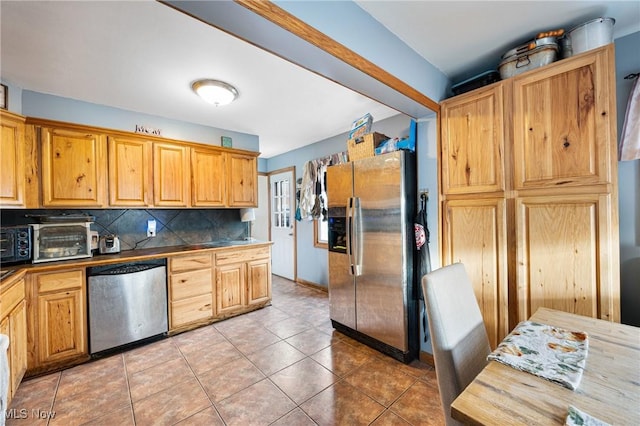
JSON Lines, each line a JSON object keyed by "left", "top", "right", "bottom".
{"left": 515, "top": 193, "right": 619, "bottom": 322}
{"left": 216, "top": 263, "right": 246, "bottom": 315}
{"left": 27, "top": 269, "right": 87, "bottom": 374}
{"left": 168, "top": 253, "right": 214, "bottom": 331}
{"left": 215, "top": 246, "right": 272, "bottom": 315}
{"left": 247, "top": 258, "right": 272, "bottom": 306}
{"left": 15, "top": 244, "right": 271, "bottom": 375}
{"left": 1, "top": 275, "right": 28, "bottom": 407}
{"left": 442, "top": 198, "right": 508, "bottom": 348}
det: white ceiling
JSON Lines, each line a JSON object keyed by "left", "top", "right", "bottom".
{"left": 2, "top": 1, "right": 639, "bottom": 159}
{"left": 357, "top": 1, "right": 640, "bottom": 82}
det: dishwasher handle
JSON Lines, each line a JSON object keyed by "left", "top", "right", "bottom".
{"left": 88, "top": 259, "right": 167, "bottom": 276}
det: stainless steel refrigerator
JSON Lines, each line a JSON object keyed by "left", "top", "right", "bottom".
{"left": 327, "top": 150, "right": 418, "bottom": 363}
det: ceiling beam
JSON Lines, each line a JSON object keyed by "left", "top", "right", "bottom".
{"left": 162, "top": 0, "right": 438, "bottom": 118}
{"left": 235, "top": 0, "right": 440, "bottom": 113}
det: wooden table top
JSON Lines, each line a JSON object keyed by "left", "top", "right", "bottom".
{"left": 451, "top": 308, "right": 640, "bottom": 425}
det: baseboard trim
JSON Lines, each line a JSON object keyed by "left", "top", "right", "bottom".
{"left": 419, "top": 351, "right": 435, "bottom": 367}
{"left": 295, "top": 278, "right": 328, "bottom": 293}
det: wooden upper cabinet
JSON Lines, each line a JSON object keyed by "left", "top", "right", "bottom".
{"left": 26, "top": 118, "right": 259, "bottom": 209}
{"left": 440, "top": 84, "right": 505, "bottom": 195}
{"left": 191, "top": 147, "right": 226, "bottom": 207}
{"left": 227, "top": 152, "right": 257, "bottom": 207}
{"left": 108, "top": 135, "right": 152, "bottom": 206}
{"left": 512, "top": 46, "right": 615, "bottom": 189}
{"left": 0, "top": 111, "right": 26, "bottom": 207}
{"left": 40, "top": 127, "right": 107, "bottom": 207}
{"left": 154, "top": 142, "right": 190, "bottom": 207}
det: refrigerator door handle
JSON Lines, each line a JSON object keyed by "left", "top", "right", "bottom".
{"left": 352, "top": 197, "right": 363, "bottom": 276}
{"left": 346, "top": 197, "right": 355, "bottom": 275}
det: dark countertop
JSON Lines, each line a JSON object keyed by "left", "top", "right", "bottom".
{"left": 0, "top": 239, "right": 272, "bottom": 278}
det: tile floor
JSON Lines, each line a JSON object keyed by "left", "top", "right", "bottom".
{"left": 7, "top": 275, "right": 444, "bottom": 426}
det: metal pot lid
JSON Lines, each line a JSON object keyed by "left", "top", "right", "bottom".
{"left": 502, "top": 37, "right": 559, "bottom": 60}
{"left": 499, "top": 44, "right": 559, "bottom": 66}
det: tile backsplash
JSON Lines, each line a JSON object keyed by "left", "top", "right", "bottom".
{"left": 1, "top": 209, "right": 247, "bottom": 251}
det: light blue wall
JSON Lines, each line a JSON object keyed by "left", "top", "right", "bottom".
{"left": 273, "top": 1, "right": 450, "bottom": 104}
{"left": 614, "top": 31, "right": 640, "bottom": 327}
{"left": 0, "top": 80, "right": 23, "bottom": 113}
{"left": 20, "top": 91, "right": 260, "bottom": 152}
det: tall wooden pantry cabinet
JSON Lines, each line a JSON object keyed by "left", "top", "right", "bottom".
{"left": 440, "top": 44, "right": 620, "bottom": 348}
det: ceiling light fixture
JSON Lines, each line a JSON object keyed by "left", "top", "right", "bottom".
{"left": 192, "top": 79, "right": 238, "bottom": 106}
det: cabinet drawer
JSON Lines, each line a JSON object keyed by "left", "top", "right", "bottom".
{"left": 36, "top": 270, "right": 84, "bottom": 293}
{"left": 170, "top": 253, "right": 213, "bottom": 272}
{"left": 170, "top": 269, "right": 213, "bottom": 301}
{"left": 215, "top": 246, "right": 270, "bottom": 265}
{"left": 1, "top": 279, "right": 25, "bottom": 318}
{"left": 171, "top": 294, "right": 213, "bottom": 327}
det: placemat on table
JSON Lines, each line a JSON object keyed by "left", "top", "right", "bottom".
{"left": 566, "top": 405, "right": 610, "bottom": 426}
{"left": 487, "top": 320, "right": 588, "bottom": 390}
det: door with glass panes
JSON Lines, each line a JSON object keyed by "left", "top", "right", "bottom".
{"left": 269, "top": 169, "right": 295, "bottom": 280}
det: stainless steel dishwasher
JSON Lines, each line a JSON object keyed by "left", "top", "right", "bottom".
{"left": 87, "top": 259, "right": 168, "bottom": 354}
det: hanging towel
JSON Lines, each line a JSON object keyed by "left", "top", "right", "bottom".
{"left": 619, "top": 77, "right": 640, "bottom": 161}
{"left": 298, "top": 161, "right": 317, "bottom": 220}
{"left": 1, "top": 334, "right": 9, "bottom": 426}
{"left": 414, "top": 193, "right": 432, "bottom": 342}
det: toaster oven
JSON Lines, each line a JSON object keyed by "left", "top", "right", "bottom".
{"left": 0, "top": 226, "right": 32, "bottom": 265}
{"left": 31, "top": 222, "right": 93, "bottom": 263}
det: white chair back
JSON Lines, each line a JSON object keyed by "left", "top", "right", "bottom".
{"left": 422, "top": 263, "right": 491, "bottom": 426}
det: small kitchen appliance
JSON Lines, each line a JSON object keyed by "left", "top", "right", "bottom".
{"left": 99, "top": 235, "right": 121, "bottom": 254}
{"left": 31, "top": 222, "right": 92, "bottom": 263}
{"left": 0, "top": 226, "right": 32, "bottom": 265}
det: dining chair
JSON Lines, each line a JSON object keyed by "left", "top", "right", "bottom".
{"left": 422, "top": 263, "right": 491, "bottom": 426}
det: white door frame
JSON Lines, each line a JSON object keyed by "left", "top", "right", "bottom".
{"left": 253, "top": 173, "right": 269, "bottom": 242}
{"left": 268, "top": 166, "right": 296, "bottom": 281}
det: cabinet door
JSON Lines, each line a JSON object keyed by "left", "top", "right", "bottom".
{"left": 154, "top": 142, "right": 190, "bottom": 207}
{"left": 0, "top": 316, "right": 11, "bottom": 403}
{"left": 192, "top": 147, "right": 226, "bottom": 207}
{"left": 440, "top": 84, "right": 505, "bottom": 195}
{"left": 40, "top": 127, "right": 107, "bottom": 207}
{"left": 516, "top": 193, "right": 619, "bottom": 323}
{"left": 512, "top": 46, "right": 615, "bottom": 189}
{"left": 10, "top": 300, "right": 27, "bottom": 395}
{"left": 216, "top": 263, "right": 246, "bottom": 315}
{"left": 442, "top": 198, "right": 508, "bottom": 348}
{"left": 247, "top": 258, "right": 271, "bottom": 306}
{"left": 227, "top": 153, "right": 257, "bottom": 207}
{"left": 108, "top": 135, "right": 152, "bottom": 206}
{"left": 35, "top": 270, "right": 87, "bottom": 365}
{"left": 0, "top": 111, "right": 25, "bottom": 207}
{"left": 37, "top": 289, "right": 86, "bottom": 364}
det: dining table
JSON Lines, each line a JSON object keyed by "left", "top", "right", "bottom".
{"left": 450, "top": 307, "right": 640, "bottom": 425}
